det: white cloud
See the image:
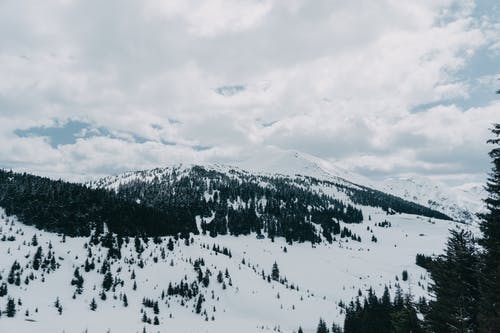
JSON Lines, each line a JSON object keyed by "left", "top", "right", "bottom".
{"left": 0, "top": 0, "right": 498, "bottom": 184}
{"left": 143, "top": 0, "right": 273, "bottom": 37}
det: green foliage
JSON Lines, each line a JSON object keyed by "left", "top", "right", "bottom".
{"left": 317, "top": 318, "right": 329, "bottom": 333}
{"left": 343, "top": 287, "right": 422, "bottom": 333}
{"left": 426, "top": 229, "right": 480, "bottom": 332}
{"left": 0, "top": 170, "right": 179, "bottom": 237}
{"left": 271, "top": 262, "right": 280, "bottom": 281}
{"left": 477, "top": 123, "right": 500, "bottom": 332}
{"left": 5, "top": 297, "right": 15, "bottom": 317}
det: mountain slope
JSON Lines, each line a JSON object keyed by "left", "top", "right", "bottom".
{"left": 0, "top": 165, "right": 473, "bottom": 332}
{"left": 0, "top": 206, "right": 458, "bottom": 333}
{"left": 236, "top": 147, "right": 484, "bottom": 223}
{"left": 379, "top": 176, "right": 486, "bottom": 223}
{"left": 90, "top": 164, "right": 451, "bottom": 242}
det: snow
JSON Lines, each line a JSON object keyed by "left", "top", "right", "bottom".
{"left": 379, "top": 176, "right": 486, "bottom": 223}
{"left": 0, "top": 150, "right": 486, "bottom": 332}
{"left": 0, "top": 206, "right": 474, "bottom": 333}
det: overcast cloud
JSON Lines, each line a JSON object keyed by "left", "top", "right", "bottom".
{"left": 0, "top": 0, "right": 499, "bottom": 184}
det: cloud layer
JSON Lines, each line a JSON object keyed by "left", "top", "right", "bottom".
{"left": 0, "top": 0, "right": 499, "bottom": 183}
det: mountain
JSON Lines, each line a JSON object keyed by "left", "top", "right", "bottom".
{"left": 235, "top": 147, "right": 484, "bottom": 223}
{"left": 378, "top": 176, "right": 486, "bottom": 223}
{"left": 0, "top": 162, "right": 480, "bottom": 332}
{"left": 89, "top": 163, "right": 452, "bottom": 242}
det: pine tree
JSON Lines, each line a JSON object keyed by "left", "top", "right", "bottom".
{"left": 427, "top": 229, "right": 479, "bottom": 332}
{"left": 271, "top": 262, "right": 280, "bottom": 281}
{"left": 31, "top": 234, "right": 38, "bottom": 246}
{"left": 32, "top": 246, "right": 43, "bottom": 270}
{"left": 153, "top": 301, "right": 159, "bottom": 315}
{"left": 90, "top": 298, "right": 97, "bottom": 311}
{"left": 123, "top": 293, "right": 128, "bottom": 307}
{"left": 71, "top": 268, "right": 84, "bottom": 294}
{"left": 6, "top": 297, "right": 15, "bottom": 317}
{"left": 478, "top": 123, "right": 500, "bottom": 332}
{"left": 195, "top": 295, "right": 204, "bottom": 314}
{"left": 217, "top": 270, "right": 224, "bottom": 283}
{"left": 167, "top": 238, "right": 174, "bottom": 251}
{"left": 317, "top": 318, "right": 329, "bottom": 333}
{"left": 0, "top": 283, "right": 7, "bottom": 297}
{"left": 102, "top": 271, "right": 113, "bottom": 291}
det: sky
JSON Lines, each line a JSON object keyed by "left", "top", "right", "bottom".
{"left": 0, "top": 0, "right": 499, "bottom": 185}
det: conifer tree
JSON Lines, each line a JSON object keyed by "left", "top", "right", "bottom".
{"left": 271, "top": 262, "right": 280, "bottom": 281}
{"left": 31, "top": 234, "right": 38, "bottom": 246}
{"left": 102, "top": 271, "right": 113, "bottom": 291}
{"left": 90, "top": 298, "right": 97, "bottom": 311}
{"left": 195, "top": 295, "right": 204, "bottom": 314}
{"left": 478, "top": 123, "right": 500, "bottom": 332}
{"left": 32, "top": 246, "right": 43, "bottom": 271}
{"left": 6, "top": 297, "right": 15, "bottom": 317}
{"left": 317, "top": 318, "right": 329, "bottom": 333}
{"left": 427, "top": 229, "right": 479, "bottom": 332}
{"left": 71, "top": 268, "right": 84, "bottom": 294}
{"left": 153, "top": 301, "right": 159, "bottom": 315}
{"left": 167, "top": 238, "right": 174, "bottom": 251}
{"left": 0, "top": 283, "right": 7, "bottom": 297}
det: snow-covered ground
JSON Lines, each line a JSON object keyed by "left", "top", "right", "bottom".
{"left": 0, "top": 206, "right": 472, "bottom": 333}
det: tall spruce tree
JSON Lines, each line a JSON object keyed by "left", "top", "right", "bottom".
{"left": 426, "top": 229, "right": 479, "bottom": 332}
{"left": 478, "top": 123, "right": 500, "bottom": 332}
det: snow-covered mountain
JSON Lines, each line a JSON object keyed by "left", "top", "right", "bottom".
{"left": 0, "top": 154, "right": 485, "bottom": 332}
{"left": 234, "top": 147, "right": 484, "bottom": 223}
{"left": 378, "top": 177, "right": 486, "bottom": 223}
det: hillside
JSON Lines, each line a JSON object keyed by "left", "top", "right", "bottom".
{"left": 0, "top": 207, "right": 458, "bottom": 333}
{"left": 235, "top": 147, "right": 484, "bottom": 223}
{"left": 0, "top": 166, "right": 477, "bottom": 332}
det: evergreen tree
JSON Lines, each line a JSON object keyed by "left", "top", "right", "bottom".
{"left": 71, "top": 268, "right": 84, "bottom": 294}
{"left": 478, "top": 123, "right": 500, "bottom": 332}
{"left": 5, "top": 297, "right": 15, "bottom": 317}
{"left": 32, "top": 246, "right": 43, "bottom": 270}
{"left": 31, "top": 234, "right": 38, "bottom": 246}
{"left": 271, "top": 262, "right": 280, "bottom": 281}
{"left": 217, "top": 270, "right": 224, "bottom": 284}
{"left": 153, "top": 301, "right": 159, "bottom": 315}
{"left": 0, "top": 283, "right": 7, "bottom": 297}
{"left": 195, "top": 295, "right": 204, "bottom": 314}
{"left": 317, "top": 318, "right": 329, "bottom": 333}
{"left": 427, "top": 229, "right": 479, "bottom": 332}
{"left": 167, "top": 238, "right": 174, "bottom": 251}
{"left": 102, "top": 271, "right": 113, "bottom": 291}
{"left": 89, "top": 298, "right": 97, "bottom": 311}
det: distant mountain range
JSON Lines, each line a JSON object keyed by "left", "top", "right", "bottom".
{"left": 234, "top": 147, "right": 485, "bottom": 223}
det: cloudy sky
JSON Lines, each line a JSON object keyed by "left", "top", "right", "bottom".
{"left": 1, "top": 0, "right": 499, "bottom": 184}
